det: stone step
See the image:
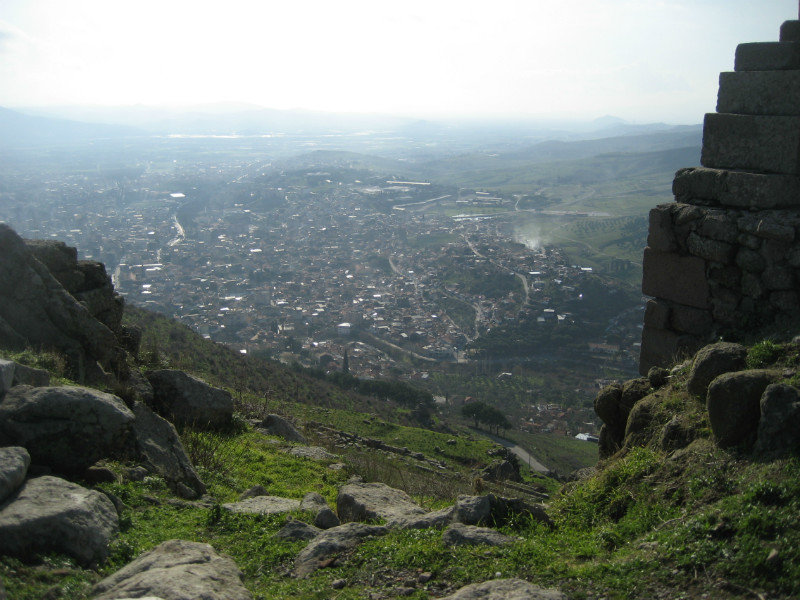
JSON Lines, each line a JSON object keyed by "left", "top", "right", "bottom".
{"left": 701, "top": 113, "right": 800, "bottom": 175}
{"left": 718, "top": 70, "right": 800, "bottom": 116}
{"left": 780, "top": 20, "right": 800, "bottom": 42}
{"left": 735, "top": 42, "right": 800, "bottom": 71}
{"left": 672, "top": 167, "right": 800, "bottom": 210}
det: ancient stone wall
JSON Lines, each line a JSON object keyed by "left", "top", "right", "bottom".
{"left": 640, "top": 20, "right": 800, "bottom": 375}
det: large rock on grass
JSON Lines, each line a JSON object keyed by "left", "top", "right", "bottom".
{"left": 0, "top": 446, "right": 30, "bottom": 503}
{"left": 222, "top": 496, "right": 300, "bottom": 515}
{"left": 0, "top": 476, "right": 118, "bottom": 566}
{"left": 441, "top": 522, "right": 514, "bottom": 547}
{"left": 259, "top": 414, "right": 307, "bottom": 443}
{"left": 130, "top": 401, "right": 206, "bottom": 499}
{"left": 146, "top": 370, "right": 233, "bottom": 429}
{"left": 687, "top": 342, "right": 747, "bottom": 398}
{"left": 754, "top": 383, "right": 800, "bottom": 455}
{"left": 440, "top": 578, "right": 566, "bottom": 600}
{"left": 293, "top": 522, "right": 388, "bottom": 577}
{"left": 92, "top": 539, "right": 252, "bottom": 600}
{"left": 0, "top": 385, "right": 134, "bottom": 474}
{"left": 707, "top": 370, "right": 780, "bottom": 448}
{"left": 0, "top": 359, "right": 14, "bottom": 395}
{"left": 337, "top": 481, "right": 426, "bottom": 526}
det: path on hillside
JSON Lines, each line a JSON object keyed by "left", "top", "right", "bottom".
{"left": 480, "top": 431, "right": 550, "bottom": 474}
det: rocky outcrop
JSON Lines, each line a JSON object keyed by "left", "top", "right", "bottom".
{"left": 453, "top": 494, "right": 551, "bottom": 528}
{"left": 440, "top": 579, "right": 566, "bottom": 600}
{"left": 276, "top": 518, "right": 322, "bottom": 541}
{"left": 0, "top": 225, "right": 125, "bottom": 381}
{"left": 0, "top": 385, "right": 134, "bottom": 474}
{"left": 754, "top": 383, "right": 800, "bottom": 455}
{"left": 300, "top": 492, "right": 340, "bottom": 529}
{"left": 146, "top": 369, "right": 233, "bottom": 429}
{"left": 0, "top": 446, "right": 30, "bottom": 504}
{"left": 293, "top": 522, "right": 388, "bottom": 577}
{"left": 0, "top": 475, "right": 118, "bottom": 566}
{"left": 480, "top": 458, "right": 521, "bottom": 482}
{"left": 594, "top": 378, "right": 652, "bottom": 458}
{"left": 92, "top": 539, "right": 253, "bottom": 600}
{"left": 336, "top": 481, "right": 426, "bottom": 526}
{"left": 441, "top": 522, "right": 514, "bottom": 547}
{"left": 130, "top": 401, "right": 206, "bottom": 499}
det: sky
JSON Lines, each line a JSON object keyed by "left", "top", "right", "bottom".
{"left": 0, "top": 0, "right": 797, "bottom": 123}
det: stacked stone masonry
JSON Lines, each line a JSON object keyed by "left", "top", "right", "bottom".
{"left": 640, "top": 20, "right": 800, "bottom": 375}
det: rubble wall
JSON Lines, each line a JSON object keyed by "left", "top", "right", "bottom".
{"left": 639, "top": 20, "right": 800, "bottom": 374}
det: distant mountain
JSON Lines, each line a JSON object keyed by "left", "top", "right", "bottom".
{"left": 0, "top": 106, "right": 141, "bottom": 149}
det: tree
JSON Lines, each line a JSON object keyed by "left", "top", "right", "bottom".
{"left": 342, "top": 348, "right": 350, "bottom": 374}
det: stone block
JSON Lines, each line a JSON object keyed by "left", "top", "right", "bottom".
{"left": 673, "top": 167, "right": 800, "bottom": 209}
{"left": 670, "top": 304, "right": 713, "bottom": 335}
{"left": 788, "top": 247, "right": 800, "bottom": 267}
{"left": 718, "top": 71, "right": 800, "bottom": 116}
{"left": 673, "top": 167, "right": 721, "bottom": 202}
{"left": 647, "top": 205, "right": 677, "bottom": 252}
{"left": 698, "top": 212, "right": 738, "bottom": 243}
{"left": 735, "top": 42, "right": 800, "bottom": 71}
{"left": 644, "top": 299, "right": 670, "bottom": 329}
{"left": 701, "top": 113, "right": 800, "bottom": 175}
{"left": 755, "top": 219, "right": 795, "bottom": 242}
{"left": 736, "top": 247, "right": 766, "bottom": 273}
{"left": 687, "top": 233, "right": 734, "bottom": 264}
{"left": 708, "top": 263, "right": 741, "bottom": 289}
{"left": 737, "top": 234, "right": 761, "bottom": 250}
{"left": 770, "top": 290, "right": 800, "bottom": 311}
{"left": 760, "top": 239, "right": 792, "bottom": 263}
{"left": 780, "top": 20, "right": 800, "bottom": 42}
{"left": 762, "top": 266, "right": 795, "bottom": 290}
{"left": 741, "top": 272, "right": 765, "bottom": 298}
{"left": 639, "top": 325, "right": 703, "bottom": 376}
{"left": 642, "top": 248, "right": 710, "bottom": 309}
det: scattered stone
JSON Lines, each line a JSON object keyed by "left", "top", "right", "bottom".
{"left": 0, "top": 475, "right": 118, "bottom": 566}
{"left": 222, "top": 496, "right": 300, "bottom": 515}
{"left": 418, "top": 572, "right": 433, "bottom": 584}
{"left": 337, "top": 481, "right": 426, "bottom": 526}
{"left": 84, "top": 465, "right": 118, "bottom": 484}
{"left": 276, "top": 518, "right": 321, "bottom": 541}
{"left": 754, "top": 383, "right": 800, "bottom": 455}
{"left": 314, "top": 508, "right": 341, "bottom": 529}
{"left": 130, "top": 401, "right": 206, "bottom": 499}
{"left": 258, "top": 414, "right": 307, "bottom": 443}
{"left": 293, "top": 522, "right": 388, "bottom": 577}
{"left": 0, "top": 446, "right": 30, "bottom": 503}
{"left": 285, "top": 446, "right": 335, "bottom": 460}
{"left": 396, "top": 586, "right": 416, "bottom": 596}
{"left": 300, "top": 491, "right": 328, "bottom": 513}
{"left": 0, "top": 385, "right": 134, "bottom": 474}
{"left": 707, "top": 370, "right": 780, "bottom": 448}
{"left": 687, "top": 342, "right": 748, "bottom": 398}
{"left": 146, "top": 370, "right": 233, "bottom": 429}
{"left": 92, "top": 539, "right": 252, "bottom": 600}
{"left": 440, "top": 578, "right": 566, "bottom": 600}
{"left": 125, "top": 465, "right": 149, "bottom": 481}
{"left": 332, "top": 578, "right": 347, "bottom": 590}
{"left": 647, "top": 367, "right": 670, "bottom": 389}
{"left": 328, "top": 463, "right": 346, "bottom": 471}
{"left": 399, "top": 505, "right": 456, "bottom": 530}
{"left": 441, "top": 523, "right": 514, "bottom": 547}
{"left": 239, "top": 485, "right": 269, "bottom": 500}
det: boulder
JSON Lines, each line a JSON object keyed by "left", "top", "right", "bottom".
{"left": 145, "top": 370, "right": 233, "bottom": 429}
{"left": 276, "top": 518, "right": 321, "bottom": 541}
{"left": 336, "top": 481, "right": 426, "bottom": 526}
{"left": 222, "top": 496, "right": 300, "bottom": 515}
{"left": 92, "top": 539, "right": 252, "bottom": 600}
{"left": 0, "top": 475, "right": 118, "bottom": 565}
{"left": 754, "top": 384, "right": 800, "bottom": 455}
{"left": 593, "top": 384, "right": 623, "bottom": 434}
{"left": 398, "top": 505, "right": 455, "bottom": 530}
{"left": 453, "top": 494, "right": 491, "bottom": 525}
{"left": 707, "top": 370, "right": 780, "bottom": 448}
{"left": 659, "top": 416, "right": 700, "bottom": 453}
{"left": 300, "top": 492, "right": 340, "bottom": 529}
{"left": 486, "top": 495, "right": 552, "bottom": 529}
{"left": 0, "top": 225, "right": 124, "bottom": 381}
{"left": 130, "top": 401, "right": 206, "bottom": 499}
{"left": 441, "top": 522, "right": 514, "bottom": 547}
{"left": 258, "top": 414, "right": 307, "bottom": 443}
{"left": 480, "top": 459, "right": 521, "bottom": 482}
{"left": 0, "top": 446, "right": 30, "bottom": 504}
{"left": 0, "top": 385, "right": 134, "bottom": 474}
{"left": 11, "top": 363, "right": 50, "bottom": 387}
{"left": 293, "top": 522, "right": 388, "bottom": 577}
{"left": 687, "top": 342, "right": 747, "bottom": 398}
{"left": 440, "top": 578, "right": 566, "bottom": 600}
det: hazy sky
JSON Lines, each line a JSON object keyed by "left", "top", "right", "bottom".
{"left": 0, "top": 0, "right": 796, "bottom": 123}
